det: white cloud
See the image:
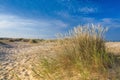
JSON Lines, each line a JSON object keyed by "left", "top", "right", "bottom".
{"left": 94, "top": 18, "right": 120, "bottom": 28}
{"left": 56, "top": 11, "right": 71, "bottom": 18}
{"left": 102, "top": 18, "right": 111, "bottom": 23}
{"left": 0, "top": 14, "right": 68, "bottom": 29}
{"left": 79, "top": 7, "right": 97, "bottom": 13}
{"left": 0, "top": 14, "right": 68, "bottom": 38}
{"left": 93, "top": 18, "right": 120, "bottom": 29}
{"left": 0, "top": 14, "right": 34, "bottom": 28}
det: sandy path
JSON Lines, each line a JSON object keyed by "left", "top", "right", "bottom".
{"left": 0, "top": 42, "right": 55, "bottom": 80}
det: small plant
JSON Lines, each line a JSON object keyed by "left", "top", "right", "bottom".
{"left": 39, "top": 39, "right": 45, "bottom": 42}
{"left": 9, "top": 39, "right": 14, "bottom": 42}
{"left": 29, "top": 39, "right": 38, "bottom": 43}
{"left": 15, "top": 38, "right": 24, "bottom": 42}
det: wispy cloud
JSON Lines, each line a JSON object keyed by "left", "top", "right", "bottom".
{"left": 0, "top": 14, "right": 68, "bottom": 38}
{"left": 0, "top": 14, "right": 68, "bottom": 28}
{"left": 99, "top": 18, "right": 120, "bottom": 28}
{"left": 55, "top": 11, "right": 71, "bottom": 18}
{"left": 79, "top": 7, "right": 97, "bottom": 14}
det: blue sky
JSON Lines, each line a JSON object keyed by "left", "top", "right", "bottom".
{"left": 0, "top": 0, "right": 120, "bottom": 40}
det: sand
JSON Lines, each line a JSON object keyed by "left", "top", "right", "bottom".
{"left": 0, "top": 42, "right": 120, "bottom": 80}
{"left": 0, "top": 42, "right": 55, "bottom": 80}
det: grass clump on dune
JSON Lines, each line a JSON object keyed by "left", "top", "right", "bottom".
{"left": 29, "top": 39, "right": 38, "bottom": 43}
{"left": 32, "top": 24, "right": 114, "bottom": 80}
{"left": 9, "top": 39, "right": 15, "bottom": 42}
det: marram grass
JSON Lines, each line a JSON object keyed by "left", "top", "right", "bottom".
{"left": 32, "top": 24, "right": 114, "bottom": 80}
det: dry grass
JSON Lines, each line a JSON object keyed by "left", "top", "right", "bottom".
{"left": 32, "top": 24, "right": 115, "bottom": 80}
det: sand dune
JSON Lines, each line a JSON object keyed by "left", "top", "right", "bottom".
{"left": 0, "top": 42, "right": 55, "bottom": 80}
{"left": 0, "top": 42, "right": 120, "bottom": 80}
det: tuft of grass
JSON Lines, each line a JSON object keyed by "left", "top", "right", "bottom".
{"left": 9, "top": 39, "right": 14, "bottom": 42}
{"left": 32, "top": 24, "right": 115, "bottom": 79}
{"left": 29, "top": 39, "right": 38, "bottom": 43}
